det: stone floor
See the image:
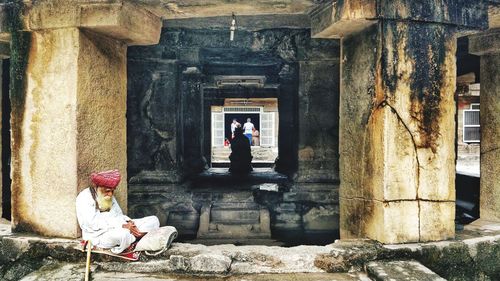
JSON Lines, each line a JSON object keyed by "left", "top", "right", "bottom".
{"left": 1, "top": 220, "right": 499, "bottom": 280}
{"left": 212, "top": 146, "right": 278, "bottom": 163}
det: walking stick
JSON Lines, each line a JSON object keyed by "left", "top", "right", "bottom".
{"left": 84, "top": 240, "right": 92, "bottom": 281}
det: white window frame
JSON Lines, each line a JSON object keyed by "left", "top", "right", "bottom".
{"left": 463, "top": 104, "right": 480, "bottom": 143}
{"left": 211, "top": 112, "right": 224, "bottom": 147}
{"left": 219, "top": 107, "right": 263, "bottom": 146}
{"left": 260, "top": 112, "right": 275, "bottom": 147}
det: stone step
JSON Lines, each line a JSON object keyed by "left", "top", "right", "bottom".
{"left": 201, "top": 224, "right": 270, "bottom": 239}
{"left": 194, "top": 168, "right": 289, "bottom": 186}
{"left": 366, "top": 260, "right": 446, "bottom": 281}
{"left": 210, "top": 208, "right": 261, "bottom": 224}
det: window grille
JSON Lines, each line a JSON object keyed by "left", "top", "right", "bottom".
{"left": 260, "top": 112, "right": 275, "bottom": 147}
{"left": 223, "top": 107, "right": 261, "bottom": 113}
{"left": 463, "top": 107, "right": 480, "bottom": 143}
{"left": 212, "top": 112, "right": 224, "bottom": 147}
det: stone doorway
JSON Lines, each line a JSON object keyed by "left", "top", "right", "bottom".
{"left": 211, "top": 98, "right": 279, "bottom": 167}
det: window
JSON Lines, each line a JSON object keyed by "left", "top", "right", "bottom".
{"left": 463, "top": 104, "right": 480, "bottom": 143}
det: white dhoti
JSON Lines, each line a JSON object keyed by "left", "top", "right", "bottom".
{"left": 94, "top": 216, "right": 160, "bottom": 254}
{"left": 76, "top": 188, "right": 161, "bottom": 254}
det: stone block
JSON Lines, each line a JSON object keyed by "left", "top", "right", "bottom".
{"left": 366, "top": 260, "right": 446, "bottom": 281}
{"left": 311, "top": 0, "right": 377, "bottom": 38}
{"left": 210, "top": 209, "right": 260, "bottom": 224}
{"left": 284, "top": 184, "right": 339, "bottom": 204}
{"left": 380, "top": 107, "right": 419, "bottom": 201}
{"left": 189, "top": 254, "right": 231, "bottom": 274}
{"left": 378, "top": 0, "right": 488, "bottom": 30}
{"left": 0, "top": 237, "right": 30, "bottom": 264}
{"left": 480, "top": 142, "right": 500, "bottom": 221}
{"left": 469, "top": 29, "right": 500, "bottom": 56}
{"left": 296, "top": 36, "right": 340, "bottom": 61}
{"left": 26, "top": 1, "right": 162, "bottom": 46}
{"left": 364, "top": 200, "right": 420, "bottom": 244}
{"left": 417, "top": 148, "right": 456, "bottom": 201}
{"left": 303, "top": 206, "right": 339, "bottom": 231}
{"left": 312, "top": 0, "right": 488, "bottom": 38}
{"left": 339, "top": 198, "right": 366, "bottom": 239}
{"left": 419, "top": 201, "right": 455, "bottom": 242}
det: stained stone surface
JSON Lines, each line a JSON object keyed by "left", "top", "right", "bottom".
{"left": 366, "top": 260, "right": 446, "bottom": 281}
{"left": 339, "top": 15, "right": 460, "bottom": 243}
{"left": 311, "top": 0, "right": 488, "bottom": 38}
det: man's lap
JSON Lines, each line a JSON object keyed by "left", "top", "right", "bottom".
{"left": 87, "top": 215, "right": 160, "bottom": 249}
{"left": 132, "top": 215, "right": 160, "bottom": 233}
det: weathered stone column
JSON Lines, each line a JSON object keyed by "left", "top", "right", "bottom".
{"left": 312, "top": 0, "right": 487, "bottom": 243}
{"left": 181, "top": 66, "right": 206, "bottom": 176}
{"left": 469, "top": 29, "right": 500, "bottom": 221}
{"left": 296, "top": 40, "right": 340, "bottom": 183}
{"left": 6, "top": 1, "right": 160, "bottom": 237}
{"left": 0, "top": 5, "right": 10, "bottom": 220}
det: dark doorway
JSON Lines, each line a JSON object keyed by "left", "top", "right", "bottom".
{"left": 2, "top": 59, "right": 11, "bottom": 220}
{"left": 224, "top": 113, "right": 260, "bottom": 141}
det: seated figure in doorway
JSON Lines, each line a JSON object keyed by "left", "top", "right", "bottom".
{"left": 229, "top": 126, "right": 253, "bottom": 174}
{"left": 76, "top": 169, "right": 160, "bottom": 254}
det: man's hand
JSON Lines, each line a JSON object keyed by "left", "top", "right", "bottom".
{"left": 122, "top": 221, "right": 145, "bottom": 238}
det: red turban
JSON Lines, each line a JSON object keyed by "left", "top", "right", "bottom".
{"left": 90, "top": 169, "right": 121, "bottom": 189}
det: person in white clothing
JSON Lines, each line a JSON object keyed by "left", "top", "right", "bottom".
{"left": 76, "top": 169, "right": 160, "bottom": 254}
{"left": 230, "top": 118, "right": 240, "bottom": 139}
{"left": 242, "top": 118, "right": 255, "bottom": 144}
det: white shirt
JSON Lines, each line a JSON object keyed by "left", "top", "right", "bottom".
{"left": 243, "top": 122, "right": 254, "bottom": 134}
{"left": 75, "top": 187, "right": 131, "bottom": 241}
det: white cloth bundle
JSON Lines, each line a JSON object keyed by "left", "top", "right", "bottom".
{"left": 135, "top": 226, "right": 178, "bottom": 256}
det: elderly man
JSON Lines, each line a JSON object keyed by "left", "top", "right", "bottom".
{"left": 76, "top": 170, "right": 160, "bottom": 254}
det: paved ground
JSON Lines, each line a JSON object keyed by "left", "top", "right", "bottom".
{"left": 2, "top": 220, "right": 500, "bottom": 280}
{"left": 20, "top": 262, "right": 372, "bottom": 281}
{"left": 456, "top": 158, "right": 480, "bottom": 177}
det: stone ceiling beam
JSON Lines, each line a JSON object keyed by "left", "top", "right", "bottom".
{"left": 133, "top": 0, "right": 316, "bottom": 19}
{"left": 25, "top": 0, "right": 161, "bottom": 46}
{"left": 312, "top": 0, "right": 488, "bottom": 39}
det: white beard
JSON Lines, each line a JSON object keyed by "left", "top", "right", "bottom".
{"left": 96, "top": 192, "right": 113, "bottom": 212}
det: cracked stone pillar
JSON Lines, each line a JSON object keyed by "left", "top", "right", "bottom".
{"left": 5, "top": 1, "right": 161, "bottom": 237}
{"left": 469, "top": 29, "right": 500, "bottom": 221}
{"left": 312, "top": 0, "right": 487, "bottom": 243}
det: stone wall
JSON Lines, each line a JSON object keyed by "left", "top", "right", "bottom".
{"left": 127, "top": 19, "right": 341, "bottom": 244}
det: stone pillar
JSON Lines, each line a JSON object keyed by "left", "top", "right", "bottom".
{"left": 181, "top": 66, "right": 206, "bottom": 175}
{"left": 469, "top": 29, "right": 500, "bottom": 221}
{"left": 276, "top": 64, "right": 299, "bottom": 175}
{"left": 296, "top": 39, "right": 340, "bottom": 183}
{"left": 6, "top": 1, "right": 161, "bottom": 237}
{"left": 0, "top": 6, "right": 10, "bottom": 220}
{"left": 312, "top": 0, "right": 487, "bottom": 243}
